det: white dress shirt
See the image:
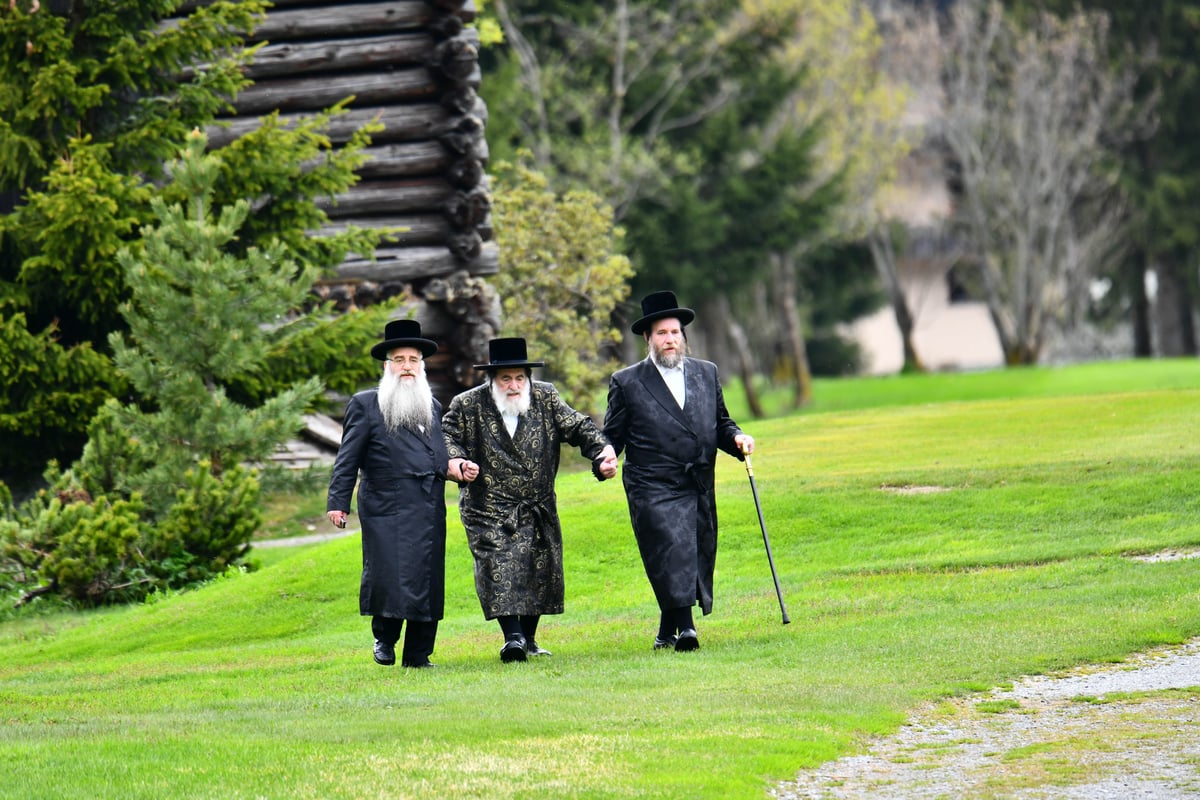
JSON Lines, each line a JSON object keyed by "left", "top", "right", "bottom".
{"left": 654, "top": 359, "right": 686, "bottom": 408}
{"left": 501, "top": 411, "right": 520, "bottom": 438}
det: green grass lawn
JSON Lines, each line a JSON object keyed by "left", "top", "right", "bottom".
{"left": 2, "top": 359, "right": 1199, "bottom": 799}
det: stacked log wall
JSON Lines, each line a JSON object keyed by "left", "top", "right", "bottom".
{"left": 199, "top": 0, "right": 500, "bottom": 407}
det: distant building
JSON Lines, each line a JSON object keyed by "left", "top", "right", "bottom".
{"left": 844, "top": 136, "right": 1003, "bottom": 374}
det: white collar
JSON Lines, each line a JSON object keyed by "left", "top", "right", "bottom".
{"left": 650, "top": 356, "right": 684, "bottom": 376}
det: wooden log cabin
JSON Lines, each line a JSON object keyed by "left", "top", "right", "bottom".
{"left": 195, "top": 0, "right": 501, "bottom": 416}
{"left": 185, "top": 0, "right": 503, "bottom": 467}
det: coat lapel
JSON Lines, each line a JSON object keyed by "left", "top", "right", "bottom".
{"left": 682, "top": 359, "right": 709, "bottom": 431}
{"left": 638, "top": 358, "right": 691, "bottom": 430}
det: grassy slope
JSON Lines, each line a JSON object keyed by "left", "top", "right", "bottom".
{"left": 2, "top": 359, "right": 1198, "bottom": 799}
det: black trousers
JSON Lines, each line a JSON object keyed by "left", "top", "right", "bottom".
{"left": 372, "top": 616, "right": 438, "bottom": 664}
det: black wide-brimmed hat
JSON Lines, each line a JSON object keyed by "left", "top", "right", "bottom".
{"left": 473, "top": 337, "right": 545, "bottom": 370}
{"left": 370, "top": 319, "right": 439, "bottom": 360}
{"left": 630, "top": 290, "right": 695, "bottom": 335}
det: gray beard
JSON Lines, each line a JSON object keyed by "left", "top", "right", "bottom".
{"left": 378, "top": 368, "right": 433, "bottom": 434}
{"left": 650, "top": 342, "right": 686, "bottom": 370}
{"left": 490, "top": 381, "right": 531, "bottom": 416}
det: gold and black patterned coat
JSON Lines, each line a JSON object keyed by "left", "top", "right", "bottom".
{"left": 441, "top": 381, "right": 610, "bottom": 619}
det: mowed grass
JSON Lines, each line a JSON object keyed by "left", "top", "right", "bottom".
{"left": 1, "top": 359, "right": 1198, "bottom": 799}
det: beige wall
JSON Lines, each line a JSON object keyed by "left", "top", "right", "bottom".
{"left": 844, "top": 258, "right": 1004, "bottom": 375}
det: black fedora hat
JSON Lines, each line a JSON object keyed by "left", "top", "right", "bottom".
{"left": 473, "top": 337, "right": 545, "bottom": 370}
{"left": 370, "top": 319, "right": 439, "bottom": 360}
{"left": 631, "top": 290, "right": 695, "bottom": 335}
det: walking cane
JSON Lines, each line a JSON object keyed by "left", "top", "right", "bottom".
{"left": 744, "top": 454, "right": 790, "bottom": 624}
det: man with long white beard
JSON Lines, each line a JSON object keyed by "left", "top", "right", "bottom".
{"left": 603, "top": 291, "right": 755, "bottom": 653}
{"left": 327, "top": 319, "right": 450, "bottom": 668}
{"left": 442, "top": 338, "right": 618, "bottom": 663}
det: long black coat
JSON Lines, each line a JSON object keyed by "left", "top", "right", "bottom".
{"left": 602, "top": 357, "right": 743, "bottom": 615}
{"left": 441, "top": 381, "right": 610, "bottom": 619}
{"left": 326, "top": 389, "right": 449, "bottom": 621}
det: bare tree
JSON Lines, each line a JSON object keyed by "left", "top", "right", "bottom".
{"left": 857, "top": 0, "right": 957, "bottom": 374}
{"left": 492, "top": 0, "right": 745, "bottom": 221}
{"left": 934, "top": 0, "right": 1151, "bottom": 365}
{"left": 754, "top": 0, "right": 915, "bottom": 399}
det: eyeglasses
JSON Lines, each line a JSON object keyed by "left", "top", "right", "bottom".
{"left": 386, "top": 356, "right": 422, "bottom": 366}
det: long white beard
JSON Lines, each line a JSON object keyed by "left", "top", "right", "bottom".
{"left": 378, "top": 366, "right": 434, "bottom": 434}
{"left": 491, "top": 380, "right": 531, "bottom": 417}
{"left": 650, "top": 338, "right": 687, "bottom": 369}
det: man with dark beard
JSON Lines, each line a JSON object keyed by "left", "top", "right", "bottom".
{"left": 326, "top": 319, "right": 450, "bottom": 668}
{"left": 441, "top": 338, "right": 618, "bottom": 663}
{"left": 603, "top": 291, "right": 755, "bottom": 653}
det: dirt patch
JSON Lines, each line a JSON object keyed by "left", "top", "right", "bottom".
{"left": 880, "top": 484, "right": 953, "bottom": 495}
{"left": 1128, "top": 547, "right": 1200, "bottom": 564}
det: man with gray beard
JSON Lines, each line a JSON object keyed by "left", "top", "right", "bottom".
{"left": 442, "top": 338, "right": 618, "bottom": 663}
{"left": 603, "top": 291, "right": 755, "bottom": 653}
{"left": 327, "top": 319, "right": 450, "bottom": 668}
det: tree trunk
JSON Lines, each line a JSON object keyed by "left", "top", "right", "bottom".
{"left": 773, "top": 253, "right": 812, "bottom": 408}
{"left": 1154, "top": 255, "right": 1199, "bottom": 356}
{"left": 868, "top": 226, "right": 924, "bottom": 373}
{"left": 1121, "top": 250, "right": 1154, "bottom": 357}
{"left": 715, "top": 297, "right": 763, "bottom": 419}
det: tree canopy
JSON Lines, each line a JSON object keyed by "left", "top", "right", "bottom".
{"left": 1010, "top": 0, "right": 1200, "bottom": 357}
{"left": 488, "top": 158, "right": 633, "bottom": 415}
{"left": 0, "top": 0, "right": 386, "bottom": 490}
{"left": 483, "top": 0, "right": 891, "bottom": 396}
{"left": 2, "top": 132, "right": 333, "bottom": 607}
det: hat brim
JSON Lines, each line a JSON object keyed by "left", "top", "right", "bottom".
{"left": 473, "top": 360, "right": 546, "bottom": 370}
{"left": 631, "top": 307, "right": 695, "bottom": 335}
{"left": 372, "top": 338, "right": 439, "bottom": 360}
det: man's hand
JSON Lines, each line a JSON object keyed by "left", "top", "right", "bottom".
{"left": 735, "top": 434, "right": 755, "bottom": 456}
{"left": 327, "top": 510, "right": 348, "bottom": 529}
{"left": 449, "top": 458, "right": 480, "bottom": 483}
{"left": 596, "top": 445, "right": 619, "bottom": 479}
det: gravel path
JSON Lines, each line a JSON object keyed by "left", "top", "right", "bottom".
{"left": 775, "top": 638, "right": 1200, "bottom": 799}
{"left": 253, "top": 528, "right": 356, "bottom": 548}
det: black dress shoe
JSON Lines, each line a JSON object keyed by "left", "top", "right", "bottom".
{"left": 373, "top": 640, "right": 396, "bottom": 666}
{"left": 525, "top": 640, "right": 552, "bottom": 656}
{"left": 653, "top": 635, "right": 677, "bottom": 650}
{"left": 674, "top": 628, "right": 699, "bottom": 652}
{"left": 401, "top": 659, "right": 436, "bottom": 669}
{"left": 500, "top": 634, "right": 527, "bottom": 663}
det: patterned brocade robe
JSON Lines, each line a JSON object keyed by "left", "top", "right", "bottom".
{"left": 442, "top": 381, "right": 611, "bottom": 619}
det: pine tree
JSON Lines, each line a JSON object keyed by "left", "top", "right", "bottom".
{"left": 99, "top": 130, "right": 324, "bottom": 513}
{"left": 0, "top": 2, "right": 388, "bottom": 489}
{"left": 0, "top": 131, "right": 335, "bottom": 607}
